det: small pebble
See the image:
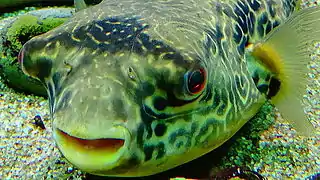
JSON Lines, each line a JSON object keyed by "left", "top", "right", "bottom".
{"left": 33, "top": 115, "right": 45, "bottom": 129}
{"left": 67, "top": 167, "right": 74, "bottom": 174}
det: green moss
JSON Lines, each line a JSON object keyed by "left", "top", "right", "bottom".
{"left": 0, "top": 14, "right": 68, "bottom": 96}
{"left": 6, "top": 15, "right": 67, "bottom": 53}
{"left": 0, "top": 56, "right": 47, "bottom": 96}
{"left": 216, "top": 102, "right": 275, "bottom": 169}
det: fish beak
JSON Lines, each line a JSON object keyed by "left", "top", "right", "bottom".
{"left": 53, "top": 126, "right": 130, "bottom": 172}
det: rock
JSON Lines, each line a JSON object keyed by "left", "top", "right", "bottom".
{"left": 0, "top": 0, "right": 101, "bottom": 9}
{"left": 0, "top": 8, "right": 74, "bottom": 96}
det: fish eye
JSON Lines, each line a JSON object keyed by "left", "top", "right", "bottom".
{"left": 185, "top": 67, "right": 206, "bottom": 95}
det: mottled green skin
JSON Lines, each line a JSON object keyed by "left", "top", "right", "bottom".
{"left": 0, "top": 6, "right": 277, "bottom": 179}
{"left": 86, "top": 102, "right": 275, "bottom": 179}
{"left": 20, "top": 0, "right": 298, "bottom": 177}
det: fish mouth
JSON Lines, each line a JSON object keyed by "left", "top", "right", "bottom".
{"left": 53, "top": 127, "right": 129, "bottom": 172}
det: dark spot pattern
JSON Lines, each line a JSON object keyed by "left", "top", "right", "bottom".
{"left": 235, "top": 75, "right": 247, "bottom": 98}
{"left": 257, "top": 13, "right": 268, "bottom": 38}
{"left": 216, "top": 88, "right": 228, "bottom": 116}
{"left": 265, "top": 21, "right": 272, "bottom": 35}
{"left": 265, "top": 74, "right": 271, "bottom": 81}
{"left": 168, "top": 122, "right": 198, "bottom": 149}
{"left": 52, "top": 72, "right": 62, "bottom": 95}
{"left": 212, "top": 89, "right": 221, "bottom": 110}
{"left": 247, "top": 11, "right": 255, "bottom": 36}
{"left": 169, "top": 129, "right": 191, "bottom": 149}
{"left": 234, "top": 4, "right": 248, "bottom": 35}
{"left": 237, "top": 35, "right": 247, "bottom": 55}
{"left": 42, "top": 16, "right": 190, "bottom": 68}
{"left": 283, "top": 0, "right": 298, "bottom": 17}
{"left": 143, "top": 145, "right": 154, "bottom": 161}
{"left": 252, "top": 71, "right": 259, "bottom": 85}
{"left": 36, "top": 57, "right": 53, "bottom": 81}
{"left": 139, "top": 107, "right": 156, "bottom": 139}
{"left": 154, "top": 123, "right": 167, "bottom": 137}
{"left": 140, "top": 82, "right": 155, "bottom": 97}
{"left": 72, "top": 17, "right": 148, "bottom": 54}
{"left": 133, "top": 0, "right": 298, "bottom": 165}
{"left": 136, "top": 123, "right": 146, "bottom": 149}
{"left": 232, "top": 1, "right": 257, "bottom": 55}
{"left": 195, "top": 118, "right": 221, "bottom": 147}
{"left": 134, "top": 0, "right": 298, "bottom": 167}
{"left": 143, "top": 142, "right": 166, "bottom": 161}
{"left": 234, "top": 24, "right": 243, "bottom": 44}
{"left": 267, "top": 77, "right": 281, "bottom": 99}
{"left": 257, "top": 84, "right": 268, "bottom": 94}
{"left": 267, "top": 1, "right": 276, "bottom": 18}
{"left": 143, "top": 105, "right": 170, "bottom": 120}
{"left": 204, "top": 24, "right": 224, "bottom": 58}
{"left": 153, "top": 97, "right": 167, "bottom": 111}
{"left": 203, "top": 33, "right": 217, "bottom": 57}
{"left": 248, "top": 0, "right": 261, "bottom": 11}
{"left": 156, "top": 142, "right": 166, "bottom": 159}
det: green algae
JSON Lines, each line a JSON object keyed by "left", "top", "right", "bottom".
{"left": 209, "top": 102, "right": 275, "bottom": 172}
{"left": 6, "top": 15, "right": 67, "bottom": 54}
{"left": 0, "top": 14, "right": 68, "bottom": 96}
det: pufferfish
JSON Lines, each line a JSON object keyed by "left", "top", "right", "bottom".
{"left": 18, "top": 0, "right": 319, "bottom": 177}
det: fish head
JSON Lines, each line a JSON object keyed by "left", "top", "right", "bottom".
{"left": 18, "top": 14, "right": 215, "bottom": 176}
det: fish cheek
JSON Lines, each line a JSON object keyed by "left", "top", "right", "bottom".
{"left": 21, "top": 55, "right": 53, "bottom": 82}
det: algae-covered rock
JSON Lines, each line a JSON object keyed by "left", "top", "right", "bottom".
{"left": 0, "top": 8, "right": 74, "bottom": 96}
{"left": 213, "top": 102, "right": 275, "bottom": 168}
{"left": 0, "top": 0, "right": 102, "bottom": 9}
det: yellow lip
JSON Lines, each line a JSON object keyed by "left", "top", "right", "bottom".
{"left": 53, "top": 127, "right": 127, "bottom": 172}
{"left": 56, "top": 129, "right": 125, "bottom": 152}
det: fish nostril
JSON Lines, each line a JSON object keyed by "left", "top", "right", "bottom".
{"left": 127, "top": 66, "right": 138, "bottom": 81}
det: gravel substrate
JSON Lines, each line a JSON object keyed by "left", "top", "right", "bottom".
{"left": 0, "top": 91, "right": 85, "bottom": 179}
{"left": 0, "top": 1, "right": 319, "bottom": 179}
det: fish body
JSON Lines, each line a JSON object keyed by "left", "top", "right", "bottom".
{"left": 19, "top": 0, "right": 319, "bottom": 177}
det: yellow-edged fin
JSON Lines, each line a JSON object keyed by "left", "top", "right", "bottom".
{"left": 251, "top": 6, "right": 320, "bottom": 136}
{"left": 74, "top": 0, "right": 87, "bottom": 12}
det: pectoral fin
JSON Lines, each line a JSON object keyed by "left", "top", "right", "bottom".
{"left": 251, "top": 6, "right": 320, "bottom": 136}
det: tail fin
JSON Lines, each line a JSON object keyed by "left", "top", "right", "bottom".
{"left": 251, "top": 6, "right": 320, "bottom": 136}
